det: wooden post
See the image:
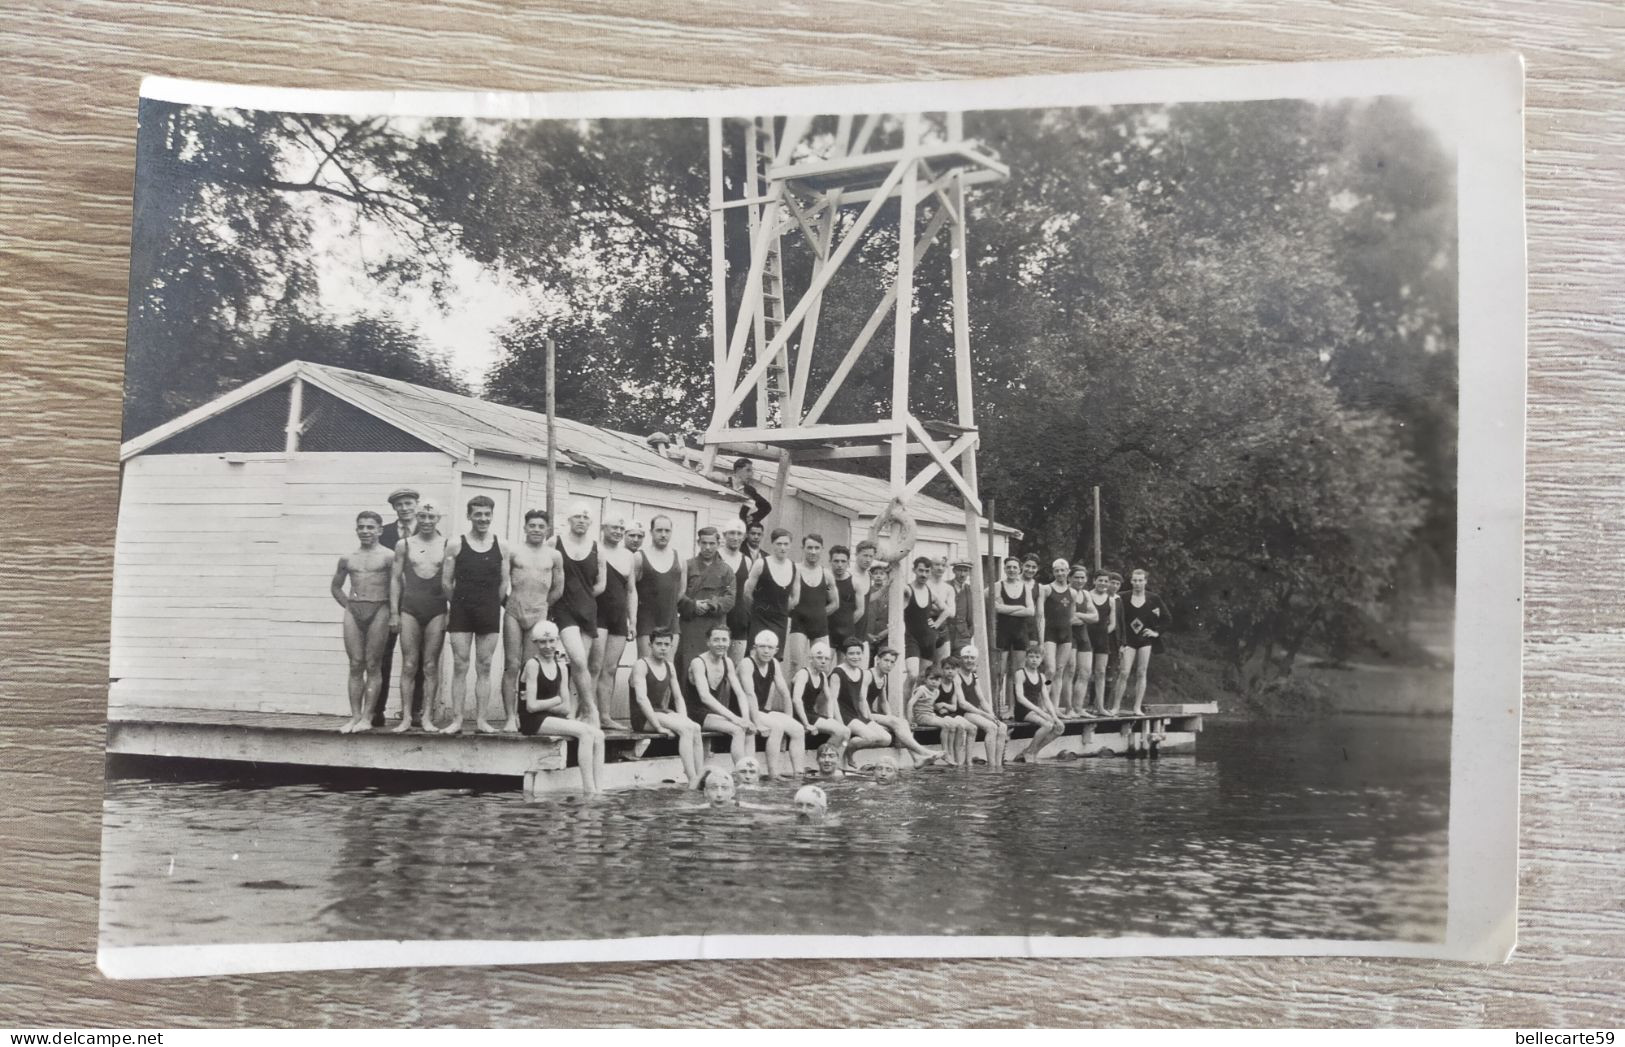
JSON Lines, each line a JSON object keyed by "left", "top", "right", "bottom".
{"left": 886, "top": 115, "right": 920, "bottom": 702}
{"left": 1092, "top": 484, "right": 1102, "bottom": 573}
{"left": 984, "top": 493, "right": 999, "bottom": 716}
{"left": 283, "top": 376, "right": 303, "bottom": 454}
{"left": 708, "top": 117, "right": 727, "bottom": 384}
{"left": 546, "top": 336, "right": 557, "bottom": 528}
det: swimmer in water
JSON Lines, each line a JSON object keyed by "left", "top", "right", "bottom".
{"left": 872, "top": 764, "right": 899, "bottom": 784}
{"left": 698, "top": 767, "right": 738, "bottom": 808}
{"left": 735, "top": 757, "right": 762, "bottom": 788}
{"left": 814, "top": 743, "right": 844, "bottom": 779}
{"left": 794, "top": 784, "right": 828, "bottom": 823}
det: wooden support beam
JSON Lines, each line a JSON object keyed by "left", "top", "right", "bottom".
{"left": 801, "top": 203, "right": 952, "bottom": 427}
{"left": 708, "top": 117, "right": 727, "bottom": 386}
{"left": 791, "top": 441, "right": 947, "bottom": 462}
{"left": 851, "top": 113, "right": 881, "bottom": 155}
{"left": 283, "top": 376, "right": 303, "bottom": 454}
{"left": 948, "top": 168, "right": 993, "bottom": 684}
{"left": 828, "top": 166, "right": 1004, "bottom": 209}
{"left": 767, "top": 141, "right": 1008, "bottom": 188}
{"left": 715, "top": 154, "right": 909, "bottom": 424}
{"left": 702, "top": 420, "right": 905, "bottom": 446}
{"left": 903, "top": 417, "right": 980, "bottom": 510}
{"left": 713, "top": 180, "right": 784, "bottom": 410}
{"left": 885, "top": 114, "right": 920, "bottom": 706}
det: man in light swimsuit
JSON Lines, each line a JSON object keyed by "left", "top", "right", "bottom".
{"left": 634, "top": 514, "right": 687, "bottom": 662}
{"left": 372, "top": 486, "right": 419, "bottom": 727}
{"left": 389, "top": 500, "right": 449, "bottom": 732}
{"left": 330, "top": 511, "right": 395, "bottom": 733}
{"left": 551, "top": 501, "right": 612, "bottom": 729}
{"left": 502, "top": 509, "right": 564, "bottom": 732}
{"left": 589, "top": 511, "right": 638, "bottom": 732}
{"left": 441, "top": 495, "right": 511, "bottom": 734}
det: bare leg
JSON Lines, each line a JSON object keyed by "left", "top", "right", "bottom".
{"left": 394, "top": 614, "right": 423, "bottom": 733}
{"left": 875, "top": 715, "right": 934, "bottom": 761}
{"left": 501, "top": 613, "right": 527, "bottom": 732}
{"left": 1131, "top": 646, "right": 1152, "bottom": 713}
{"left": 813, "top": 718, "right": 850, "bottom": 760}
{"left": 783, "top": 632, "right": 811, "bottom": 685}
{"left": 704, "top": 713, "right": 751, "bottom": 764}
{"left": 1108, "top": 651, "right": 1129, "bottom": 714}
{"left": 593, "top": 633, "right": 629, "bottom": 730}
{"left": 417, "top": 615, "right": 445, "bottom": 730}
{"left": 341, "top": 611, "right": 367, "bottom": 731}
{"left": 472, "top": 633, "right": 499, "bottom": 732}
{"left": 557, "top": 626, "right": 599, "bottom": 724}
{"left": 535, "top": 718, "right": 605, "bottom": 795}
{"left": 352, "top": 608, "right": 390, "bottom": 734}
{"left": 654, "top": 712, "right": 703, "bottom": 786}
{"left": 443, "top": 632, "right": 474, "bottom": 733}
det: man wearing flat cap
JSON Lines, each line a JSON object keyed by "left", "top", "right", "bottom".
{"left": 373, "top": 487, "right": 421, "bottom": 726}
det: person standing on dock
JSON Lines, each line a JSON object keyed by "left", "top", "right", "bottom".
{"left": 1113, "top": 568, "right": 1172, "bottom": 715}
{"left": 744, "top": 520, "right": 765, "bottom": 564}
{"left": 787, "top": 533, "right": 838, "bottom": 682}
{"left": 859, "top": 562, "right": 892, "bottom": 661}
{"left": 825, "top": 544, "right": 864, "bottom": 656}
{"left": 719, "top": 518, "right": 753, "bottom": 662}
{"left": 371, "top": 487, "right": 420, "bottom": 728}
{"left": 331, "top": 510, "right": 395, "bottom": 733}
{"left": 688, "top": 623, "right": 758, "bottom": 765}
{"left": 676, "top": 526, "right": 736, "bottom": 672}
{"left": 992, "top": 556, "right": 1035, "bottom": 718}
{"left": 1041, "top": 558, "right": 1078, "bottom": 706}
{"left": 1083, "top": 570, "right": 1116, "bottom": 716}
{"left": 946, "top": 561, "right": 976, "bottom": 658}
{"left": 928, "top": 556, "right": 956, "bottom": 664}
{"left": 389, "top": 500, "right": 449, "bottom": 733}
{"left": 901, "top": 555, "right": 943, "bottom": 685}
{"left": 502, "top": 509, "right": 564, "bottom": 733}
{"left": 518, "top": 621, "right": 606, "bottom": 796}
{"left": 633, "top": 514, "right": 686, "bottom": 662}
{"left": 1064, "top": 565, "right": 1100, "bottom": 717}
{"left": 1021, "top": 555, "right": 1044, "bottom": 649}
{"left": 744, "top": 527, "right": 799, "bottom": 653}
{"left": 624, "top": 519, "right": 646, "bottom": 555}
{"left": 1012, "top": 643, "right": 1066, "bottom": 762}
{"left": 1105, "top": 571, "right": 1127, "bottom": 714}
{"left": 441, "top": 495, "right": 510, "bottom": 734}
{"left": 589, "top": 511, "right": 637, "bottom": 733}
{"left": 953, "top": 644, "right": 1009, "bottom": 768}
{"left": 628, "top": 626, "right": 704, "bottom": 789}
{"left": 551, "top": 502, "right": 614, "bottom": 730}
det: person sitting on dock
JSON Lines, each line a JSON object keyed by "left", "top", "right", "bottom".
{"left": 688, "top": 623, "right": 758, "bottom": 766}
{"left": 502, "top": 509, "right": 564, "bottom": 733}
{"left": 718, "top": 518, "right": 753, "bottom": 662}
{"left": 676, "top": 526, "right": 736, "bottom": 672}
{"left": 790, "top": 641, "right": 849, "bottom": 760}
{"left": 1011, "top": 643, "right": 1065, "bottom": 763}
{"left": 909, "top": 664, "right": 973, "bottom": 767}
{"left": 1113, "top": 568, "right": 1172, "bottom": 716}
{"left": 953, "top": 644, "right": 1009, "bottom": 768}
{"left": 742, "top": 629, "right": 809, "bottom": 780}
{"left": 992, "top": 556, "right": 1035, "bottom": 717}
{"left": 830, "top": 639, "right": 895, "bottom": 769}
{"left": 389, "top": 500, "right": 449, "bottom": 733}
{"left": 589, "top": 511, "right": 637, "bottom": 733}
{"left": 629, "top": 626, "right": 704, "bottom": 789}
{"left": 633, "top": 514, "right": 685, "bottom": 663}
{"left": 518, "top": 621, "right": 606, "bottom": 796}
{"left": 441, "top": 496, "right": 511, "bottom": 734}
{"left": 552, "top": 502, "right": 614, "bottom": 730}
{"left": 331, "top": 511, "right": 395, "bottom": 733}
{"left": 865, "top": 646, "right": 941, "bottom": 767}
{"left": 787, "top": 533, "right": 838, "bottom": 682}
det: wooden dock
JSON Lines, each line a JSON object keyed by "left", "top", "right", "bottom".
{"left": 107, "top": 703, "right": 1216, "bottom": 795}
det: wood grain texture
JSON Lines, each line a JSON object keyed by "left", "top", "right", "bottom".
{"left": 2, "top": 0, "right": 1621, "bottom": 1028}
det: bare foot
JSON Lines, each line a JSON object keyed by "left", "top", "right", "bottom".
{"left": 352, "top": 721, "right": 373, "bottom": 734}
{"left": 419, "top": 718, "right": 437, "bottom": 733}
{"left": 599, "top": 718, "right": 629, "bottom": 732}
{"left": 337, "top": 721, "right": 353, "bottom": 734}
{"left": 475, "top": 720, "right": 499, "bottom": 734}
{"left": 440, "top": 719, "right": 464, "bottom": 735}
{"left": 502, "top": 717, "right": 519, "bottom": 733}
{"left": 391, "top": 719, "right": 412, "bottom": 734}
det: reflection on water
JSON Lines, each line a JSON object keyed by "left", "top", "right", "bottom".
{"left": 99, "top": 716, "right": 1448, "bottom": 946}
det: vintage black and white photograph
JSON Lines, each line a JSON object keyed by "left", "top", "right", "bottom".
{"left": 97, "top": 56, "right": 1523, "bottom": 977}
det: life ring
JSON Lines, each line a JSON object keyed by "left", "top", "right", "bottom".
{"left": 869, "top": 497, "right": 918, "bottom": 564}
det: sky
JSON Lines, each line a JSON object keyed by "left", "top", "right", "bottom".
{"left": 305, "top": 94, "right": 1460, "bottom": 392}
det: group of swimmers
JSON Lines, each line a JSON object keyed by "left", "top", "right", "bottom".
{"left": 332, "top": 478, "right": 1171, "bottom": 795}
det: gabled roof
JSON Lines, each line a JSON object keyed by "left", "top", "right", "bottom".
{"left": 121, "top": 361, "right": 739, "bottom": 499}
{"left": 744, "top": 455, "right": 1021, "bottom": 537}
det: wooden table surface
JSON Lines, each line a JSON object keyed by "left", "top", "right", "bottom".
{"left": 3, "top": 0, "right": 1621, "bottom": 1028}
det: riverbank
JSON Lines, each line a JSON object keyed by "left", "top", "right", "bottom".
{"left": 1150, "top": 639, "right": 1453, "bottom": 719}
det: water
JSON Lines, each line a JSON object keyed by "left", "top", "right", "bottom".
{"left": 99, "top": 715, "right": 1449, "bottom": 947}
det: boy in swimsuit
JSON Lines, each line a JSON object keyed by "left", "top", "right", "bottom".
{"left": 441, "top": 496, "right": 512, "bottom": 734}
{"left": 590, "top": 511, "right": 638, "bottom": 732}
{"left": 1065, "top": 565, "right": 1100, "bottom": 717}
{"left": 954, "top": 644, "right": 1009, "bottom": 768}
{"left": 830, "top": 638, "right": 895, "bottom": 768}
{"left": 634, "top": 514, "right": 687, "bottom": 662}
{"left": 860, "top": 562, "right": 892, "bottom": 659}
{"left": 1011, "top": 642, "right": 1065, "bottom": 762}
{"left": 992, "top": 556, "right": 1034, "bottom": 717}
{"left": 518, "top": 621, "right": 606, "bottom": 795}
{"left": 688, "top": 623, "right": 758, "bottom": 766}
{"left": 1040, "top": 557, "right": 1076, "bottom": 707}
{"left": 865, "top": 646, "right": 941, "bottom": 766}
{"left": 909, "top": 664, "right": 973, "bottom": 767}
{"left": 629, "top": 626, "right": 704, "bottom": 789}
{"left": 1083, "top": 570, "right": 1116, "bottom": 716}
{"left": 551, "top": 502, "right": 614, "bottom": 729}
{"left": 502, "top": 509, "right": 564, "bottom": 732}
{"left": 331, "top": 511, "right": 395, "bottom": 733}
{"left": 791, "top": 642, "right": 850, "bottom": 757}
{"left": 389, "top": 500, "right": 449, "bottom": 732}
{"left": 741, "top": 629, "right": 810, "bottom": 780}
{"left": 1114, "top": 567, "right": 1171, "bottom": 715}
{"left": 786, "top": 533, "right": 838, "bottom": 682}
{"left": 825, "top": 544, "right": 865, "bottom": 655}
{"left": 1105, "top": 571, "right": 1127, "bottom": 714}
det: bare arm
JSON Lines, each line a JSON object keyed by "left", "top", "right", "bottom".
{"left": 591, "top": 548, "right": 607, "bottom": 599}
{"left": 743, "top": 558, "right": 763, "bottom": 601}
{"left": 689, "top": 658, "right": 732, "bottom": 720}
{"left": 931, "top": 585, "right": 954, "bottom": 630}
{"left": 729, "top": 661, "right": 758, "bottom": 725}
{"left": 851, "top": 585, "right": 866, "bottom": 628}
{"left": 547, "top": 549, "right": 565, "bottom": 606}
{"left": 499, "top": 544, "right": 513, "bottom": 605}
{"left": 389, "top": 547, "right": 404, "bottom": 619}
{"left": 855, "top": 671, "right": 876, "bottom": 721}
{"left": 824, "top": 577, "right": 839, "bottom": 618}
{"left": 791, "top": 671, "right": 816, "bottom": 727}
{"left": 671, "top": 558, "right": 687, "bottom": 632}
{"left": 1077, "top": 596, "right": 1099, "bottom": 624}
{"left": 520, "top": 659, "right": 565, "bottom": 716}
{"left": 441, "top": 537, "right": 461, "bottom": 600}
{"left": 331, "top": 557, "right": 351, "bottom": 608}
{"left": 625, "top": 555, "right": 640, "bottom": 635}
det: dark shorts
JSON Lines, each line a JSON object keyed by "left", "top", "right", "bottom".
{"left": 749, "top": 617, "right": 789, "bottom": 650}
{"left": 518, "top": 710, "right": 567, "bottom": 736}
{"left": 1123, "top": 634, "right": 1158, "bottom": 651}
{"left": 1043, "top": 617, "right": 1073, "bottom": 645}
{"left": 553, "top": 601, "right": 599, "bottom": 639}
{"left": 448, "top": 599, "right": 501, "bottom": 636}
{"left": 995, "top": 616, "right": 1028, "bottom": 653}
{"left": 904, "top": 624, "right": 937, "bottom": 659}
{"left": 1071, "top": 624, "right": 1091, "bottom": 652}
{"left": 596, "top": 600, "right": 628, "bottom": 639}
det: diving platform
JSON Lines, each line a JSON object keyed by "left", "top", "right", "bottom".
{"left": 106, "top": 703, "right": 1215, "bottom": 796}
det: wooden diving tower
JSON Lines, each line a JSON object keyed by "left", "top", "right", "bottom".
{"left": 702, "top": 112, "right": 1010, "bottom": 690}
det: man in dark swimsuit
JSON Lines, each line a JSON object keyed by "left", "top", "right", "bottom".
{"left": 786, "top": 532, "right": 838, "bottom": 682}
{"left": 825, "top": 544, "right": 865, "bottom": 654}
{"left": 629, "top": 626, "right": 703, "bottom": 788}
{"left": 389, "top": 500, "right": 449, "bottom": 732}
{"left": 624, "top": 519, "right": 646, "bottom": 555}
{"left": 993, "top": 556, "right": 1035, "bottom": 717}
{"left": 371, "top": 486, "right": 419, "bottom": 726}
{"left": 689, "top": 623, "right": 757, "bottom": 766}
{"left": 676, "top": 526, "right": 736, "bottom": 672}
{"left": 551, "top": 501, "right": 611, "bottom": 729}
{"left": 518, "top": 621, "right": 606, "bottom": 795}
{"left": 331, "top": 511, "right": 394, "bottom": 733}
{"left": 634, "top": 513, "right": 686, "bottom": 662}
{"left": 441, "top": 495, "right": 511, "bottom": 734}
{"left": 719, "top": 517, "right": 752, "bottom": 662}
{"left": 589, "top": 510, "right": 637, "bottom": 732}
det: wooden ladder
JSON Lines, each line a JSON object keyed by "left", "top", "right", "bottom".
{"left": 747, "top": 116, "right": 790, "bottom": 422}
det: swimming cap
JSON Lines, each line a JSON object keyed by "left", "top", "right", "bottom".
{"left": 794, "top": 785, "right": 828, "bottom": 809}
{"left": 530, "top": 621, "right": 561, "bottom": 641}
{"left": 754, "top": 630, "right": 780, "bottom": 648}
